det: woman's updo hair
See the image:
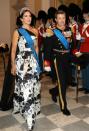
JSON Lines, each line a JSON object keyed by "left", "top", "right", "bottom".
{"left": 16, "top": 7, "right": 31, "bottom": 27}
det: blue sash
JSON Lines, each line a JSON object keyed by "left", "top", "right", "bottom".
{"left": 18, "top": 27, "right": 41, "bottom": 74}
{"left": 53, "top": 29, "right": 69, "bottom": 50}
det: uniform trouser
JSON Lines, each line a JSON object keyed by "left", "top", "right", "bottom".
{"left": 75, "top": 54, "right": 89, "bottom": 91}
{"left": 54, "top": 53, "right": 71, "bottom": 110}
{"left": 50, "top": 58, "right": 57, "bottom": 82}
{"left": 82, "top": 63, "right": 89, "bottom": 91}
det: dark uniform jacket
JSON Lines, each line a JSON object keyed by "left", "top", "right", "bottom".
{"left": 44, "top": 27, "right": 73, "bottom": 62}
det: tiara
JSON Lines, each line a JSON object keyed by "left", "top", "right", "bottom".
{"left": 20, "top": 7, "right": 30, "bottom": 15}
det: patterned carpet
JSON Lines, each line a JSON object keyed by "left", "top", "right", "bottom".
{"left": 0, "top": 55, "right": 89, "bottom": 131}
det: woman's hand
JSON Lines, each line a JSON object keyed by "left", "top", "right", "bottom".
{"left": 11, "top": 64, "right": 16, "bottom": 76}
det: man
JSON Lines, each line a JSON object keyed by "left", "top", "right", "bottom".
{"left": 74, "top": 8, "right": 89, "bottom": 94}
{"left": 44, "top": 10, "right": 73, "bottom": 116}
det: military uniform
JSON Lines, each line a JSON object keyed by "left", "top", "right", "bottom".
{"left": 75, "top": 21, "right": 89, "bottom": 93}
{"left": 44, "top": 27, "right": 73, "bottom": 115}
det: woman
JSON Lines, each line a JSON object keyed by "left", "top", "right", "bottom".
{"left": 11, "top": 7, "right": 41, "bottom": 131}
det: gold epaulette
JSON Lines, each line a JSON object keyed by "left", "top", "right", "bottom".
{"left": 46, "top": 28, "right": 54, "bottom": 37}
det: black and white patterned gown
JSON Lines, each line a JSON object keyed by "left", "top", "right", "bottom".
{"left": 13, "top": 29, "right": 41, "bottom": 130}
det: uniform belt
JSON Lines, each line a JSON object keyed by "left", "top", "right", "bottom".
{"left": 53, "top": 49, "right": 69, "bottom": 54}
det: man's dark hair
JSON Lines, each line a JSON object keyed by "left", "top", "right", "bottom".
{"left": 55, "top": 10, "right": 66, "bottom": 18}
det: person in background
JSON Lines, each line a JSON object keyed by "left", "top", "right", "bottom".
{"left": 37, "top": 10, "right": 47, "bottom": 72}
{"left": 30, "top": 13, "right": 37, "bottom": 27}
{"left": 46, "top": 7, "right": 57, "bottom": 29}
{"left": 45, "top": 7, "right": 57, "bottom": 82}
{"left": 0, "top": 44, "right": 14, "bottom": 111}
{"left": 68, "top": 3, "right": 82, "bottom": 87}
{"left": 11, "top": 7, "right": 41, "bottom": 131}
{"left": 75, "top": 4, "right": 89, "bottom": 94}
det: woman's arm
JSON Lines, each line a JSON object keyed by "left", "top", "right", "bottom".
{"left": 11, "top": 30, "right": 19, "bottom": 75}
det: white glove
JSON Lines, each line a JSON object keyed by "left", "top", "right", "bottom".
{"left": 76, "top": 33, "right": 81, "bottom": 40}
{"left": 75, "top": 52, "right": 82, "bottom": 57}
{"left": 44, "top": 66, "right": 51, "bottom": 72}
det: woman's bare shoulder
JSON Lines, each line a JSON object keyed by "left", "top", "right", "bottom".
{"left": 12, "top": 29, "right": 19, "bottom": 39}
{"left": 12, "top": 29, "right": 19, "bottom": 42}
